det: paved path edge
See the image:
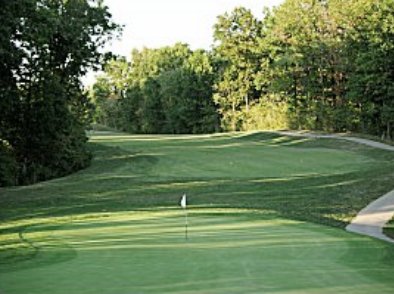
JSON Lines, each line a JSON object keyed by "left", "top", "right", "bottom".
{"left": 273, "top": 131, "right": 394, "bottom": 244}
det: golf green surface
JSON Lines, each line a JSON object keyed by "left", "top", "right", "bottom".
{"left": 1, "top": 132, "right": 393, "bottom": 293}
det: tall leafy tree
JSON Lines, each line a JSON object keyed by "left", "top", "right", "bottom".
{"left": 0, "top": 0, "right": 120, "bottom": 185}
{"left": 92, "top": 44, "right": 219, "bottom": 134}
{"left": 213, "top": 7, "right": 263, "bottom": 131}
{"left": 346, "top": 0, "right": 394, "bottom": 139}
{"left": 265, "top": 0, "right": 361, "bottom": 130}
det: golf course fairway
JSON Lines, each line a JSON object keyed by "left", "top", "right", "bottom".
{"left": 1, "top": 132, "right": 393, "bottom": 293}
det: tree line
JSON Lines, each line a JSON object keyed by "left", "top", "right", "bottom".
{"left": 92, "top": 0, "right": 393, "bottom": 140}
{"left": 0, "top": 0, "right": 120, "bottom": 186}
{"left": 92, "top": 44, "right": 219, "bottom": 134}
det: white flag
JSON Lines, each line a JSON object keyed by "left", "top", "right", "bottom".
{"left": 180, "top": 194, "right": 187, "bottom": 209}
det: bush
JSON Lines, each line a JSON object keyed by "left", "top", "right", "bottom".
{"left": 242, "top": 96, "right": 289, "bottom": 131}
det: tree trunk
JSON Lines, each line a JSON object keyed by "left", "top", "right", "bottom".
{"left": 245, "top": 94, "right": 249, "bottom": 112}
{"left": 232, "top": 101, "right": 236, "bottom": 131}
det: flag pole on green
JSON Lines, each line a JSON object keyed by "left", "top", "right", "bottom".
{"left": 180, "top": 193, "right": 188, "bottom": 240}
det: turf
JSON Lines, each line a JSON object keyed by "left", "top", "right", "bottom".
{"left": 1, "top": 209, "right": 394, "bottom": 294}
{"left": 384, "top": 218, "right": 394, "bottom": 239}
{"left": 0, "top": 131, "right": 394, "bottom": 293}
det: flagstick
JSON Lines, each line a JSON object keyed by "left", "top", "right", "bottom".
{"left": 180, "top": 193, "right": 188, "bottom": 241}
{"left": 185, "top": 208, "right": 188, "bottom": 241}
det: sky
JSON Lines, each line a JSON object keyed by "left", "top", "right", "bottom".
{"left": 84, "top": 0, "right": 284, "bottom": 85}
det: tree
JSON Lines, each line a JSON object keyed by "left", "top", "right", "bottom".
{"left": 263, "top": 0, "right": 359, "bottom": 130}
{"left": 213, "top": 7, "right": 263, "bottom": 131}
{"left": 92, "top": 44, "right": 219, "bottom": 134}
{"left": 0, "top": 0, "right": 120, "bottom": 185}
{"left": 346, "top": 0, "right": 394, "bottom": 139}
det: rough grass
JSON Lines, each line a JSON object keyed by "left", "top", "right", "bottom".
{"left": 0, "top": 131, "right": 393, "bottom": 293}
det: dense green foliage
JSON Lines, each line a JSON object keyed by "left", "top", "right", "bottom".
{"left": 264, "top": 0, "right": 394, "bottom": 135}
{"left": 92, "top": 44, "right": 220, "bottom": 134}
{"left": 0, "top": 0, "right": 119, "bottom": 186}
{"left": 212, "top": 7, "right": 264, "bottom": 130}
{"left": 92, "top": 0, "right": 394, "bottom": 139}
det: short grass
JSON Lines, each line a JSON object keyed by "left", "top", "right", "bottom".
{"left": 1, "top": 209, "right": 394, "bottom": 294}
{"left": 384, "top": 217, "right": 394, "bottom": 239}
{"left": 1, "top": 131, "right": 393, "bottom": 293}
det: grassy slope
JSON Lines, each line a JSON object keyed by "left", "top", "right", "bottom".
{"left": 0, "top": 131, "right": 394, "bottom": 293}
{"left": 3, "top": 131, "right": 393, "bottom": 224}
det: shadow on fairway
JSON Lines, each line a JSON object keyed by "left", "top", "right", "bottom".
{"left": 0, "top": 224, "right": 77, "bottom": 273}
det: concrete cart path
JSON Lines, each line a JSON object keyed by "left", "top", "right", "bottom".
{"left": 346, "top": 190, "right": 394, "bottom": 243}
{"left": 275, "top": 131, "right": 394, "bottom": 243}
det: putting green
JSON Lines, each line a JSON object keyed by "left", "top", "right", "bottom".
{"left": 1, "top": 209, "right": 393, "bottom": 293}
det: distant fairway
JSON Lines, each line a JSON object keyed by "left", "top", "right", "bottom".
{"left": 1, "top": 132, "right": 393, "bottom": 293}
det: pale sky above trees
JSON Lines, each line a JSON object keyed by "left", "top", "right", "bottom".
{"left": 104, "top": 0, "right": 284, "bottom": 55}
{"left": 84, "top": 0, "right": 284, "bottom": 86}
